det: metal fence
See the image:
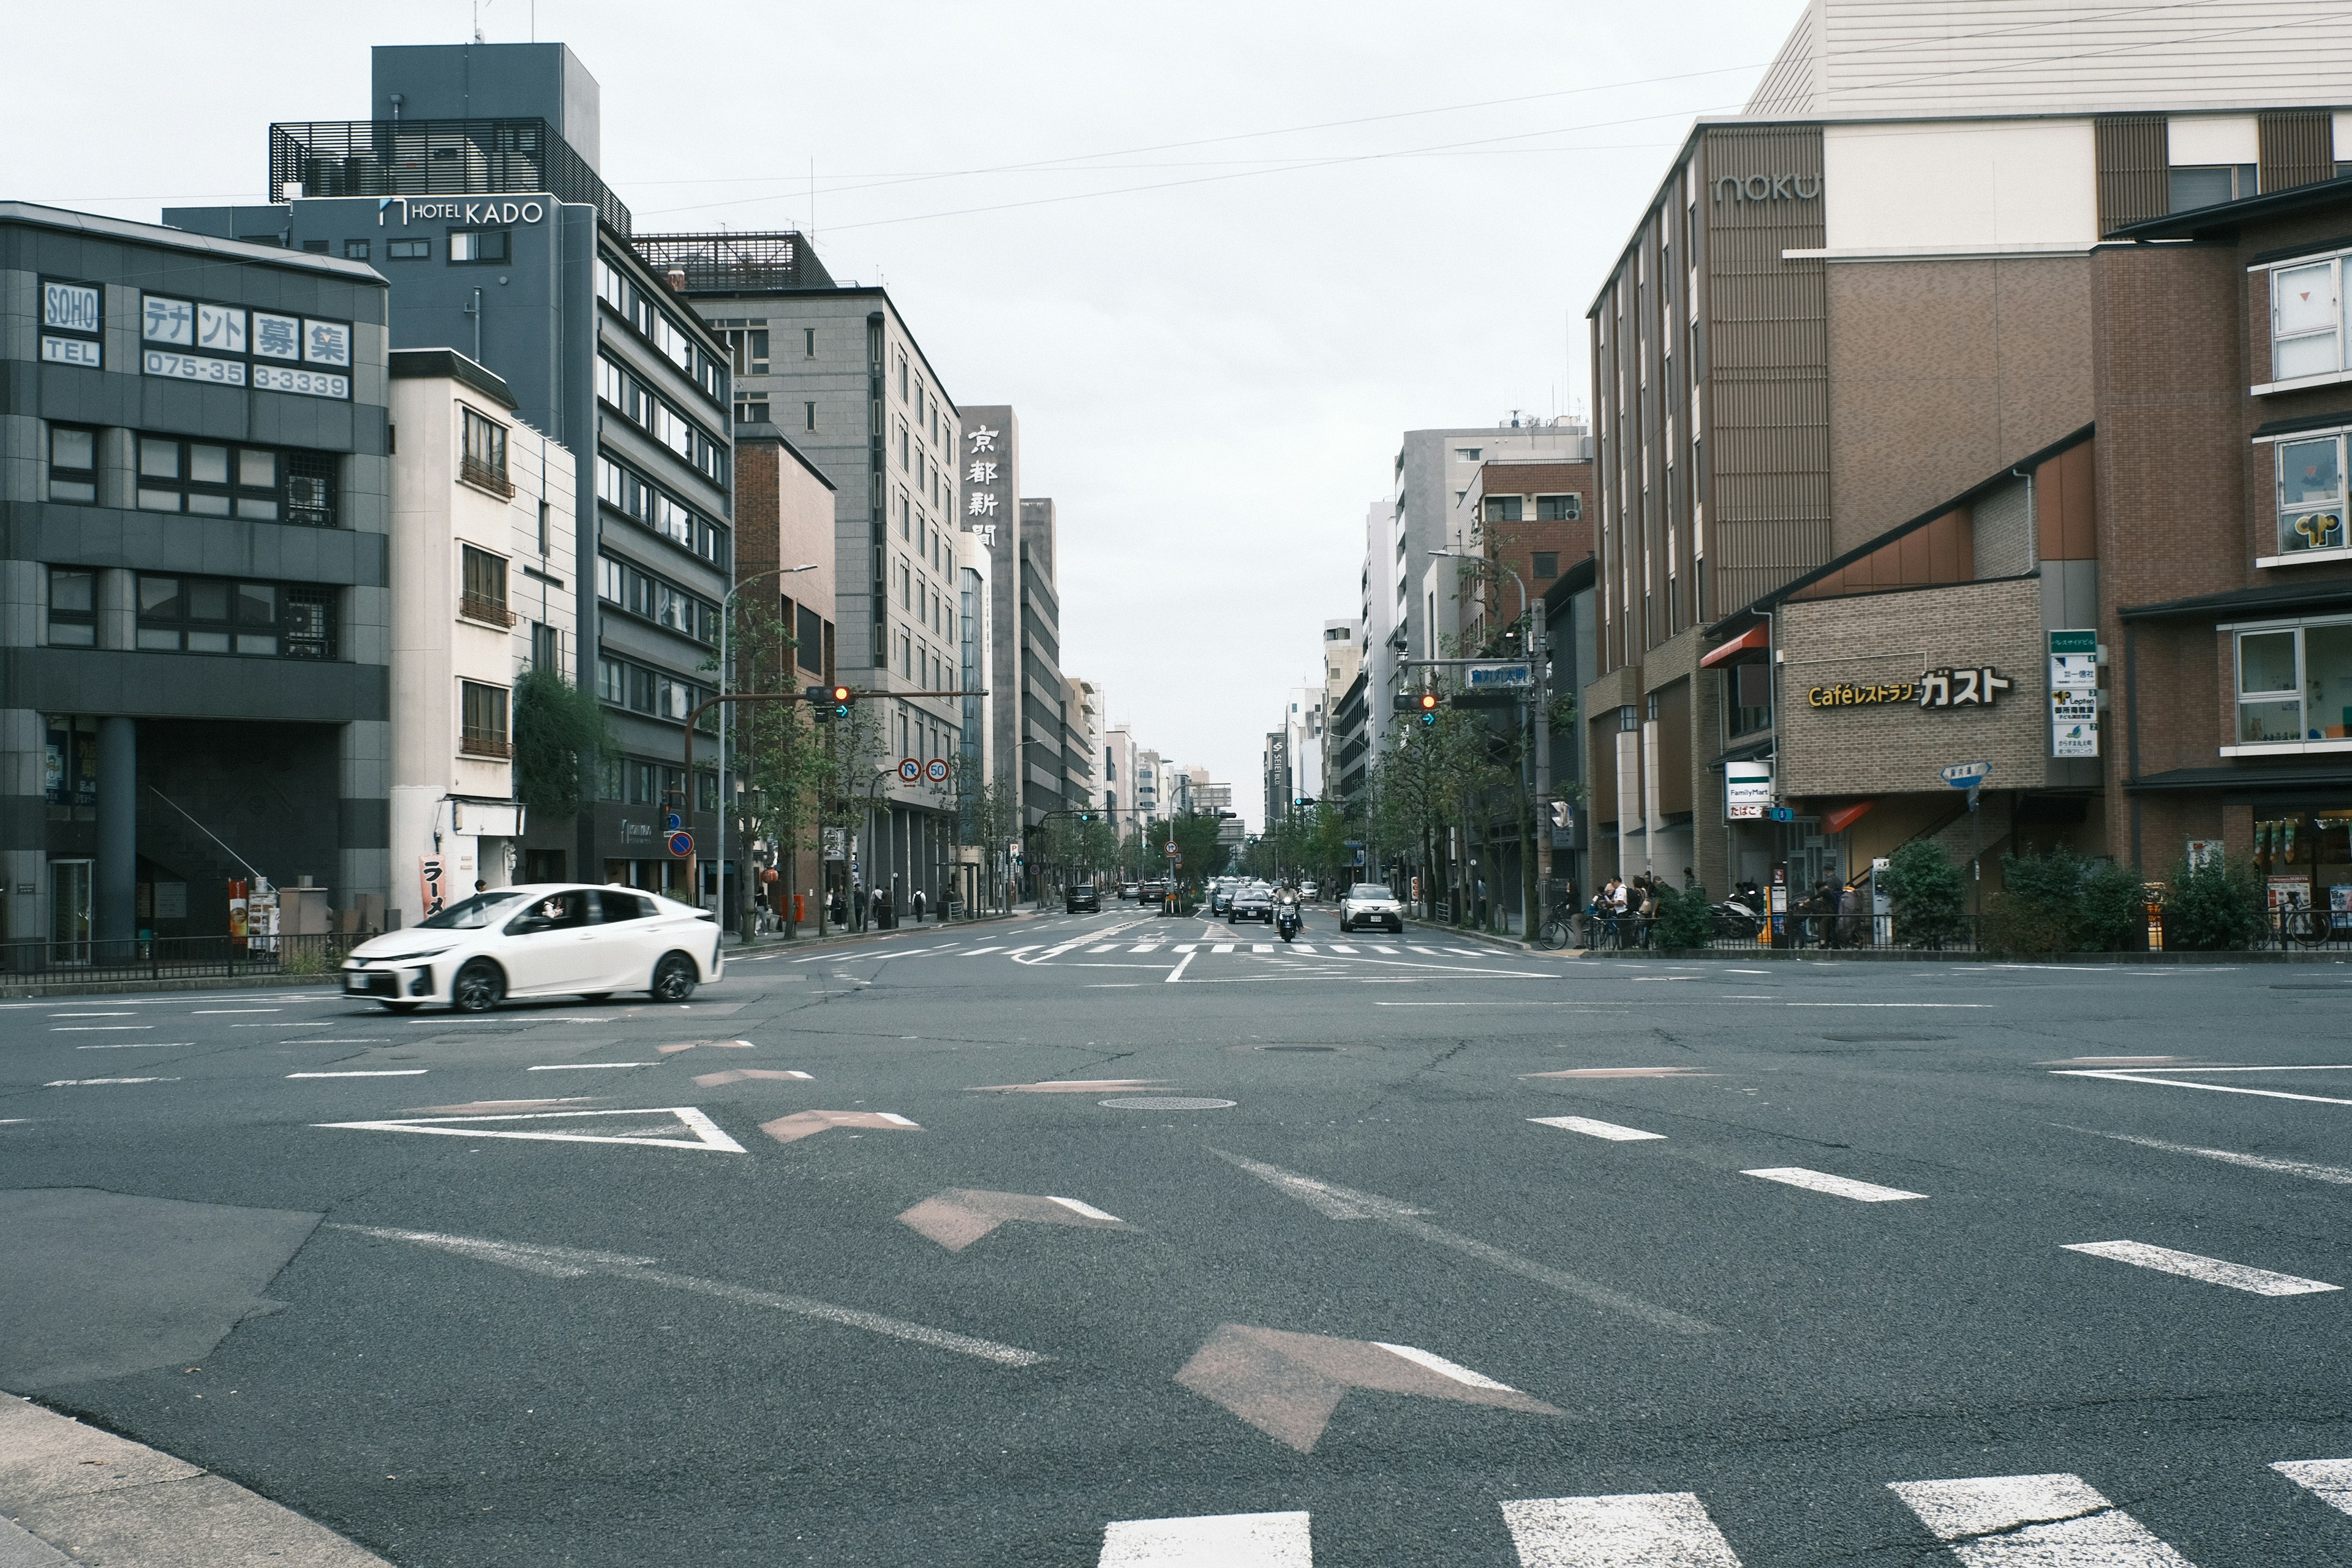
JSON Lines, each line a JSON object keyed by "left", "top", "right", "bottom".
{"left": 0, "top": 930, "right": 377, "bottom": 984}
{"left": 1569, "top": 905, "right": 2352, "bottom": 957}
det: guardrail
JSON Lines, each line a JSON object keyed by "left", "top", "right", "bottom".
{"left": 0, "top": 930, "right": 379, "bottom": 982}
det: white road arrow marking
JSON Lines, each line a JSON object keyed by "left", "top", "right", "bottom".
{"left": 318, "top": 1106, "right": 745, "bottom": 1153}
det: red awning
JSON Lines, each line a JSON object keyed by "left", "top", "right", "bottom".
{"left": 1820, "top": 800, "right": 1875, "bottom": 835}
{"left": 1699, "top": 624, "right": 1770, "bottom": 669}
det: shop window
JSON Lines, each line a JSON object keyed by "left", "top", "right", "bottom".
{"left": 1536, "top": 494, "right": 1581, "bottom": 521}
{"left": 2236, "top": 620, "right": 2352, "bottom": 743}
{"left": 2275, "top": 434, "right": 2348, "bottom": 556}
{"left": 48, "top": 426, "right": 97, "bottom": 504}
{"left": 2271, "top": 256, "right": 2344, "bottom": 380}
{"left": 459, "top": 680, "right": 511, "bottom": 757}
{"left": 47, "top": 569, "right": 95, "bottom": 646}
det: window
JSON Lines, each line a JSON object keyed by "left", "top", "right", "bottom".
{"left": 1537, "top": 493, "right": 1581, "bottom": 521}
{"left": 134, "top": 436, "right": 299, "bottom": 521}
{"left": 387, "top": 239, "right": 429, "bottom": 260}
{"left": 1483, "top": 495, "right": 1523, "bottom": 523}
{"left": 805, "top": 401, "right": 817, "bottom": 432}
{"left": 134, "top": 575, "right": 328, "bottom": 658}
{"left": 2170, "top": 163, "right": 2257, "bottom": 211}
{"left": 448, "top": 229, "right": 510, "bottom": 264}
{"left": 595, "top": 553, "right": 719, "bottom": 643}
{"left": 530, "top": 620, "right": 562, "bottom": 674}
{"left": 595, "top": 453, "right": 731, "bottom": 569}
{"left": 723, "top": 328, "right": 769, "bottom": 376}
{"left": 736, "top": 399, "right": 769, "bottom": 426}
{"left": 48, "top": 426, "right": 96, "bottom": 504}
{"left": 804, "top": 327, "right": 816, "bottom": 358}
{"left": 460, "top": 680, "right": 511, "bottom": 757}
{"left": 47, "top": 569, "right": 94, "bottom": 646}
{"left": 796, "top": 605, "right": 824, "bottom": 674}
{"left": 2236, "top": 620, "right": 2352, "bottom": 743}
{"left": 2272, "top": 256, "right": 2346, "bottom": 382}
{"left": 461, "top": 546, "right": 511, "bottom": 626}
{"left": 2277, "top": 434, "right": 2349, "bottom": 556}
{"left": 1533, "top": 551, "right": 1561, "bottom": 580}
{"left": 460, "top": 407, "right": 511, "bottom": 497}
{"left": 1455, "top": 447, "right": 1482, "bottom": 462}
{"left": 343, "top": 240, "right": 369, "bottom": 261}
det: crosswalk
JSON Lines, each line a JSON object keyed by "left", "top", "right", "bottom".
{"left": 804, "top": 933, "right": 1499, "bottom": 966}
{"left": 1101, "top": 1459, "right": 2352, "bottom": 1564}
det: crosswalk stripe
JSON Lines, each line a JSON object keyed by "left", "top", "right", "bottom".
{"left": 2272, "top": 1457, "right": 2352, "bottom": 1515}
{"left": 1005, "top": 946, "right": 1039, "bottom": 955}
{"left": 966, "top": 946, "right": 1004, "bottom": 955}
{"left": 1373, "top": 944, "right": 1398, "bottom": 954}
{"left": 1531, "top": 1115, "right": 1666, "bottom": 1142}
{"left": 2062, "top": 1239, "right": 2341, "bottom": 1295}
{"left": 1329, "top": 944, "right": 1358, "bottom": 953}
{"left": 1409, "top": 945, "right": 1440, "bottom": 954}
{"left": 1744, "top": 1167, "right": 1926, "bottom": 1202}
{"left": 1500, "top": 1491, "right": 1742, "bottom": 1566}
{"left": 1253, "top": 943, "right": 1274, "bottom": 954}
{"left": 1175, "top": 944, "right": 1197, "bottom": 953}
{"left": 1213, "top": 943, "right": 1236, "bottom": 954}
{"left": 1098, "top": 1510, "right": 1312, "bottom": 1566}
{"left": 1130, "top": 944, "right": 1161, "bottom": 953}
{"left": 1446, "top": 947, "right": 1481, "bottom": 956}
{"left": 1089, "top": 944, "right": 1116, "bottom": 954}
{"left": 1888, "top": 1473, "right": 2190, "bottom": 1565}
{"left": 1292, "top": 944, "right": 1316, "bottom": 953}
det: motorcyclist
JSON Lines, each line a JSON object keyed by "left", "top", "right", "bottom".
{"left": 1275, "top": 881, "right": 1303, "bottom": 940}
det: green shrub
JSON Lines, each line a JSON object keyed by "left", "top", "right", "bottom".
{"left": 1649, "top": 885, "right": 1714, "bottom": 951}
{"left": 2077, "top": 858, "right": 2147, "bottom": 951}
{"left": 1880, "top": 840, "right": 1968, "bottom": 948}
{"left": 2163, "top": 852, "right": 2267, "bottom": 950}
{"left": 513, "top": 668, "right": 616, "bottom": 820}
{"left": 1985, "top": 846, "right": 2145, "bottom": 954}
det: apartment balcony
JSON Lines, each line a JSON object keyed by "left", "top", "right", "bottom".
{"left": 459, "top": 731, "right": 513, "bottom": 760}
{"left": 459, "top": 594, "right": 518, "bottom": 629}
{"left": 460, "top": 456, "right": 515, "bottom": 500}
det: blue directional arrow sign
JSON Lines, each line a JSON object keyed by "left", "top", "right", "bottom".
{"left": 1940, "top": 760, "right": 1992, "bottom": 789}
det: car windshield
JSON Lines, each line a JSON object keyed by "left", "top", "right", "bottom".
{"left": 1354, "top": 884, "right": 1393, "bottom": 899}
{"left": 415, "top": 891, "right": 529, "bottom": 930}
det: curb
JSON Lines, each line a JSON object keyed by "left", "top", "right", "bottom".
{"left": 0, "top": 1395, "right": 388, "bottom": 1567}
{"left": 1572, "top": 944, "right": 2352, "bottom": 965}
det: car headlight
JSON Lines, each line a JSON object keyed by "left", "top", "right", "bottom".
{"left": 366, "top": 950, "right": 448, "bottom": 965}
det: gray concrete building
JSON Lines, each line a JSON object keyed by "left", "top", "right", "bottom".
{"left": 1017, "top": 499, "right": 1073, "bottom": 833}
{"left": 165, "top": 42, "right": 735, "bottom": 901}
{"left": 2, "top": 202, "right": 393, "bottom": 954}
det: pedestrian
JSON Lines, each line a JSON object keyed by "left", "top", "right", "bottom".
{"left": 1475, "top": 875, "right": 1488, "bottom": 929}
{"left": 912, "top": 887, "right": 927, "bottom": 924}
{"left": 1636, "top": 877, "right": 1658, "bottom": 949}
{"left": 1683, "top": 865, "right": 1698, "bottom": 894}
{"left": 830, "top": 889, "right": 846, "bottom": 926}
{"left": 853, "top": 883, "right": 868, "bottom": 929}
{"left": 1840, "top": 880, "right": 1868, "bottom": 948}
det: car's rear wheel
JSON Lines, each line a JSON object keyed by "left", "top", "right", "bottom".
{"left": 650, "top": 952, "right": 698, "bottom": 1003}
{"left": 451, "top": 960, "right": 503, "bottom": 1013}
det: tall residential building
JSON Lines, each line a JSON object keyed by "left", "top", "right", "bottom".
{"left": 1366, "top": 420, "right": 1586, "bottom": 756}
{"left": 1586, "top": 0, "right": 2352, "bottom": 894}
{"left": 386, "top": 348, "right": 575, "bottom": 927}
{"left": 1136, "top": 748, "right": 1163, "bottom": 823}
{"left": 167, "top": 43, "right": 736, "bottom": 899}
{"left": 1065, "top": 676, "right": 1100, "bottom": 821}
{"left": 1103, "top": 722, "right": 1137, "bottom": 829}
{"left": 5, "top": 203, "right": 392, "bottom": 950}
{"left": 631, "top": 229, "right": 978, "bottom": 910}
{"left": 1016, "top": 499, "right": 1072, "bottom": 829}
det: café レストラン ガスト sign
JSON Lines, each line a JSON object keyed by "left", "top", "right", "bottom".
{"left": 1808, "top": 666, "right": 2013, "bottom": 709}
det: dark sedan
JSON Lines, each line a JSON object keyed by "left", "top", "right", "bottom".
{"left": 1228, "top": 883, "right": 1274, "bottom": 924}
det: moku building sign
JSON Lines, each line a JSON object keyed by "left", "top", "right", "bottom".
{"left": 1713, "top": 173, "right": 1824, "bottom": 204}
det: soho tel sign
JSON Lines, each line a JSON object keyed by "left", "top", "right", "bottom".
{"left": 378, "top": 195, "right": 546, "bottom": 226}
{"left": 1713, "top": 173, "right": 1824, "bottom": 204}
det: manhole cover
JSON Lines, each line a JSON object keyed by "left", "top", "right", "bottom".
{"left": 1099, "top": 1096, "right": 1235, "bottom": 1110}
{"left": 1259, "top": 1045, "right": 1338, "bottom": 1052}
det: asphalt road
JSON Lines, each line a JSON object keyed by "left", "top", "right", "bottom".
{"left": 6, "top": 906, "right": 2352, "bottom": 1565}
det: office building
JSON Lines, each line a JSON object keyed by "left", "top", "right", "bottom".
{"left": 166, "top": 43, "right": 736, "bottom": 898}
{"left": 4, "top": 202, "right": 391, "bottom": 951}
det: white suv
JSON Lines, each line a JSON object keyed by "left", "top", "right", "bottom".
{"left": 1338, "top": 881, "right": 1403, "bottom": 934}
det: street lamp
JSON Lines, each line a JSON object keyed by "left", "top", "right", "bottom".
{"left": 717, "top": 562, "right": 817, "bottom": 940}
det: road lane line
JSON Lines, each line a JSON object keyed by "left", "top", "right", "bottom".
{"left": 1500, "top": 1491, "right": 1743, "bottom": 1566}
{"left": 50, "top": 1011, "right": 132, "bottom": 1018}
{"left": 1212, "top": 1149, "right": 1712, "bottom": 1335}
{"left": 194, "top": 1008, "right": 280, "bottom": 1014}
{"left": 51, "top": 1026, "right": 149, "bottom": 1032}
{"left": 1531, "top": 1116, "right": 1666, "bottom": 1142}
{"left": 2063, "top": 1240, "right": 2339, "bottom": 1295}
{"left": 2053, "top": 1069, "right": 2352, "bottom": 1107}
{"left": 1167, "top": 949, "right": 1199, "bottom": 984}
{"left": 1098, "top": 1510, "right": 1311, "bottom": 1567}
{"left": 286, "top": 1070, "right": 428, "bottom": 1078}
{"left": 1787, "top": 1003, "right": 1991, "bottom": 1009}
{"left": 527, "top": 1063, "right": 658, "bottom": 1071}
{"left": 75, "top": 1042, "right": 190, "bottom": 1048}
{"left": 2273, "top": 1458, "right": 2352, "bottom": 1517}
{"left": 2066, "top": 1125, "right": 2352, "bottom": 1183}
{"left": 1888, "top": 1473, "right": 2192, "bottom": 1565}
{"left": 44, "top": 1077, "right": 179, "bottom": 1086}
{"left": 1743, "top": 1167, "right": 1926, "bottom": 1202}
{"left": 331, "top": 1222, "right": 1047, "bottom": 1366}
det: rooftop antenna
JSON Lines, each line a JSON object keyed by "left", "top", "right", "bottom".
{"left": 473, "top": 0, "right": 491, "bottom": 42}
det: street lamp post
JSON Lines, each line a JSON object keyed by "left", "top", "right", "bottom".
{"left": 717, "top": 562, "right": 817, "bottom": 943}
{"left": 1429, "top": 548, "right": 1545, "bottom": 935}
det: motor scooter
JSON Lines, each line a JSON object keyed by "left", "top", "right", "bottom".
{"left": 1275, "top": 900, "right": 1301, "bottom": 943}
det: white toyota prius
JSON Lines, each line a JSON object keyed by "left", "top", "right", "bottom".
{"left": 340, "top": 884, "right": 724, "bottom": 1012}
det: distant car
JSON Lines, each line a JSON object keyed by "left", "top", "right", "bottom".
{"left": 1066, "top": 883, "right": 1101, "bottom": 914}
{"left": 1300, "top": 881, "right": 1319, "bottom": 900}
{"left": 1137, "top": 880, "right": 1168, "bottom": 907}
{"left": 342, "top": 884, "right": 722, "bottom": 1012}
{"left": 1117, "top": 882, "right": 1139, "bottom": 901}
{"left": 1229, "top": 883, "right": 1273, "bottom": 924}
{"left": 1338, "top": 881, "right": 1404, "bottom": 934}
{"left": 1210, "top": 881, "right": 1237, "bottom": 915}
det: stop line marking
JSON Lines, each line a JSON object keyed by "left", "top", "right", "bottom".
{"left": 287, "top": 1070, "right": 428, "bottom": 1079}
{"left": 1744, "top": 1167, "right": 1926, "bottom": 1202}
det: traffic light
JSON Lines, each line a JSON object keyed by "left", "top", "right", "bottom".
{"left": 1417, "top": 691, "right": 1441, "bottom": 727}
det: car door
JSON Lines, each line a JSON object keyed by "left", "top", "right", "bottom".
{"left": 594, "top": 889, "right": 660, "bottom": 986}
{"left": 498, "top": 890, "right": 600, "bottom": 993}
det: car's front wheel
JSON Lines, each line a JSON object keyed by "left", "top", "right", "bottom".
{"left": 451, "top": 959, "right": 504, "bottom": 1013}
{"left": 651, "top": 952, "right": 699, "bottom": 1003}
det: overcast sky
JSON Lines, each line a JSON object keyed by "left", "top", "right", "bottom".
{"left": 2, "top": 0, "right": 1803, "bottom": 832}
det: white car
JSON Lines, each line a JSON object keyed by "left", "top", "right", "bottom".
{"left": 1337, "top": 881, "right": 1404, "bottom": 934}
{"left": 340, "top": 884, "right": 724, "bottom": 1012}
